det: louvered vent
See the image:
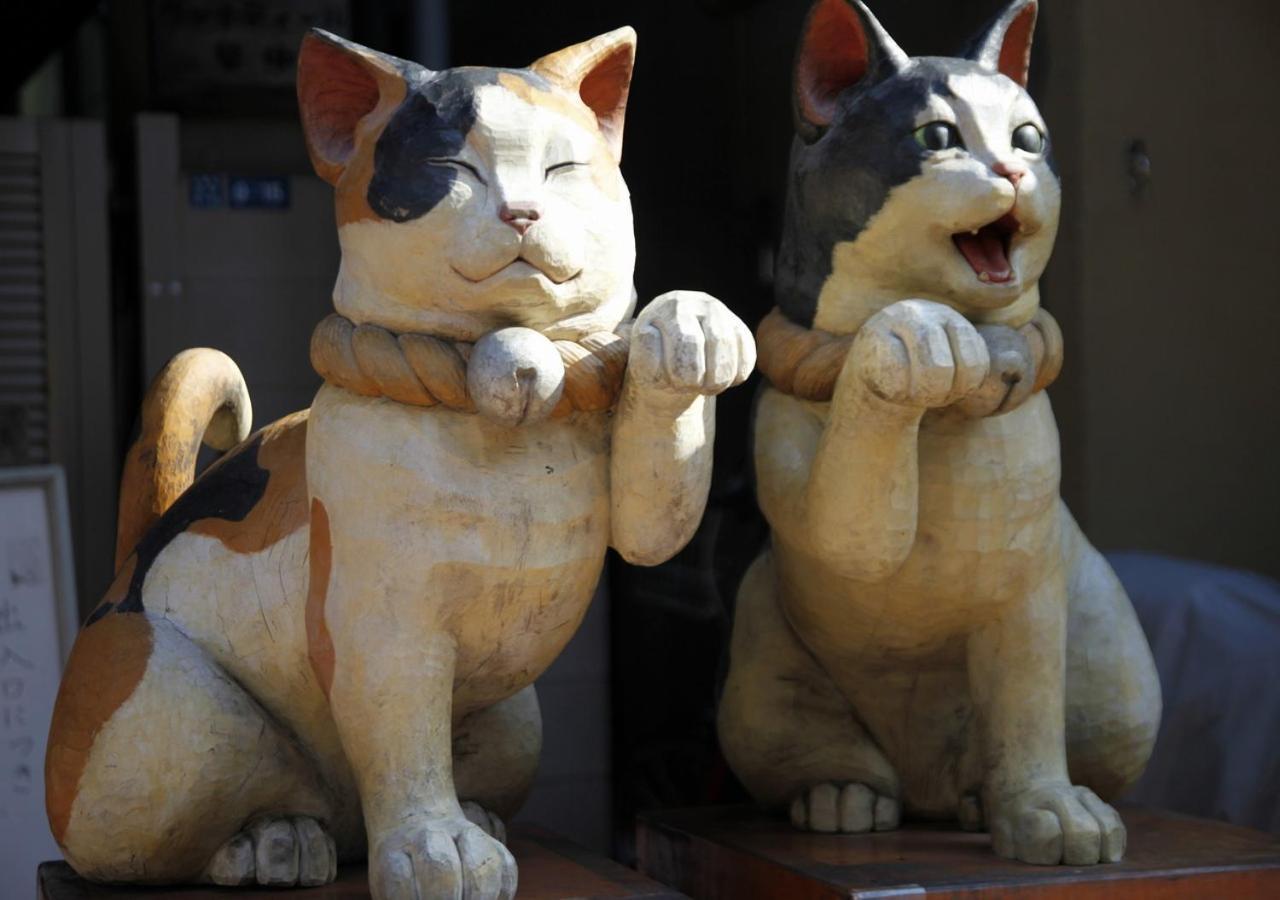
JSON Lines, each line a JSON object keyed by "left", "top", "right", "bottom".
{"left": 0, "top": 148, "right": 46, "bottom": 465}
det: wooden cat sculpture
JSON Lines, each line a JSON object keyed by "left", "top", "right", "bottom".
{"left": 718, "top": 0, "right": 1161, "bottom": 867}
{"left": 45, "top": 27, "right": 754, "bottom": 899}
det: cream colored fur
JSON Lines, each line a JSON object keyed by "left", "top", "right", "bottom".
{"left": 719, "top": 5, "right": 1159, "bottom": 868}
{"left": 49, "top": 27, "right": 755, "bottom": 900}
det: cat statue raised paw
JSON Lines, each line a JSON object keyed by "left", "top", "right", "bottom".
{"left": 717, "top": 0, "right": 1160, "bottom": 866}
{"left": 46, "top": 26, "right": 754, "bottom": 900}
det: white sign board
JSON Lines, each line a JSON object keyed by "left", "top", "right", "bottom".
{"left": 0, "top": 467, "right": 79, "bottom": 900}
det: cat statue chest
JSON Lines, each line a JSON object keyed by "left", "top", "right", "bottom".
{"left": 307, "top": 385, "right": 613, "bottom": 707}
{"left": 764, "top": 386, "right": 1064, "bottom": 664}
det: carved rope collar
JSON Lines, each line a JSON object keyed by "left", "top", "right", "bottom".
{"left": 756, "top": 306, "right": 1062, "bottom": 403}
{"left": 310, "top": 313, "right": 632, "bottom": 416}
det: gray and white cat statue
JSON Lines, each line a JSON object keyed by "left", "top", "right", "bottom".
{"left": 718, "top": 0, "right": 1162, "bottom": 866}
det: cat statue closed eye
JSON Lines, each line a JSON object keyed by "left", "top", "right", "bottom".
{"left": 45, "top": 27, "right": 754, "bottom": 899}
{"left": 717, "top": 0, "right": 1161, "bottom": 866}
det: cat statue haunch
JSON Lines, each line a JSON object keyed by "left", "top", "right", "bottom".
{"left": 718, "top": 0, "right": 1161, "bottom": 867}
{"left": 45, "top": 27, "right": 754, "bottom": 899}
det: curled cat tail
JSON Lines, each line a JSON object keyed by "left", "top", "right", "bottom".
{"left": 114, "top": 349, "right": 252, "bottom": 571}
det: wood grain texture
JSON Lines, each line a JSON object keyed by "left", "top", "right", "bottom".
{"left": 637, "top": 806, "right": 1280, "bottom": 900}
{"left": 39, "top": 828, "right": 687, "bottom": 900}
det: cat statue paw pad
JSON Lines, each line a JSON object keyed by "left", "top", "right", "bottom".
{"left": 204, "top": 816, "right": 337, "bottom": 887}
{"left": 989, "top": 783, "right": 1126, "bottom": 866}
{"left": 460, "top": 800, "right": 508, "bottom": 844}
{"left": 789, "top": 782, "right": 900, "bottom": 834}
{"left": 370, "top": 816, "right": 516, "bottom": 900}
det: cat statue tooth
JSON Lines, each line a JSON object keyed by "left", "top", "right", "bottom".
{"left": 45, "top": 27, "right": 755, "bottom": 899}
{"left": 718, "top": 0, "right": 1161, "bottom": 866}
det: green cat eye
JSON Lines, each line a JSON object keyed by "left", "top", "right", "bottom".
{"left": 914, "top": 121, "right": 963, "bottom": 152}
{"left": 1013, "top": 123, "right": 1046, "bottom": 154}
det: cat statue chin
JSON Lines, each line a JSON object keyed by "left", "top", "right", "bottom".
{"left": 44, "top": 26, "right": 755, "bottom": 900}
{"left": 718, "top": 0, "right": 1161, "bottom": 867}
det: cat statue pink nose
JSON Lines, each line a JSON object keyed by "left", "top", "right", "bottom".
{"left": 993, "top": 161, "right": 1026, "bottom": 188}
{"left": 499, "top": 201, "right": 542, "bottom": 235}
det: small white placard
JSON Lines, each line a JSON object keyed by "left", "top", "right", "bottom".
{"left": 0, "top": 467, "right": 79, "bottom": 898}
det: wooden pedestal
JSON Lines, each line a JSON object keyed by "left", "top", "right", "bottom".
{"left": 39, "top": 827, "right": 686, "bottom": 900}
{"left": 636, "top": 806, "right": 1280, "bottom": 899}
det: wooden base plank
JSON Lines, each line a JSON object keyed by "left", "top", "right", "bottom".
{"left": 39, "top": 827, "right": 686, "bottom": 900}
{"left": 636, "top": 806, "right": 1280, "bottom": 899}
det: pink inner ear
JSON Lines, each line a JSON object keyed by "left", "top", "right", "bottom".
{"left": 579, "top": 45, "right": 633, "bottom": 151}
{"left": 997, "top": 5, "right": 1036, "bottom": 87}
{"left": 298, "top": 36, "right": 382, "bottom": 170}
{"left": 797, "top": 0, "right": 871, "bottom": 127}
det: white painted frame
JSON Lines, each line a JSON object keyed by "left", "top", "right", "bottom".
{"left": 0, "top": 465, "right": 80, "bottom": 664}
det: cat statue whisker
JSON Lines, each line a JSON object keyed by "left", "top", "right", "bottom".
{"left": 718, "top": 0, "right": 1161, "bottom": 867}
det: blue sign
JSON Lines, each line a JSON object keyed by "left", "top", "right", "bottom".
{"left": 189, "top": 175, "right": 291, "bottom": 210}
{"left": 189, "top": 174, "right": 225, "bottom": 209}
{"left": 229, "top": 176, "right": 290, "bottom": 210}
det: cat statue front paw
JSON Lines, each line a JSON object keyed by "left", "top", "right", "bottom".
{"left": 369, "top": 814, "right": 517, "bottom": 900}
{"left": 987, "top": 781, "right": 1126, "bottom": 866}
{"left": 847, "top": 299, "right": 989, "bottom": 409}
{"left": 789, "top": 782, "right": 900, "bottom": 834}
{"left": 630, "top": 290, "right": 755, "bottom": 396}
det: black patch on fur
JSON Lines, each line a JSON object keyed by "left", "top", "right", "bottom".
{"left": 87, "top": 434, "right": 271, "bottom": 624}
{"left": 774, "top": 57, "right": 1055, "bottom": 327}
{"left": 368, "top": 68, "right": 552, "bottom": 222}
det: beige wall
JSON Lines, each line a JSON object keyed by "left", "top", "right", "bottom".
{"left": 1041, "top": 0, "right": 1280, "bottom": 578}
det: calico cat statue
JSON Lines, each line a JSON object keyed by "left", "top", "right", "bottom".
{"left": 718, "top": 0, "right": 1161, "bottom": 867}
{"left": 45, "top": 26, "right": 754, "bottom": 899}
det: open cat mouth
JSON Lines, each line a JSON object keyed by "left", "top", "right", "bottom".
{"left": 953, "top": 213, "right": 1020, "bottom": 284}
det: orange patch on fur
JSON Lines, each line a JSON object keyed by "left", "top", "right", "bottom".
{"left": 115, "top": 350, "right": 248, "bottom": 570}
{"left": 86, "top": 554, "right": 136, "bottom": 622}
{"left": 587, "top": 140, "right": 626, "bottom": 202}
{"left": 496, "top": 72, "right": 599, "bottom": 135}
{"left": 305, "top": 498, "right": 336, "bottom": 697}
{"left": 188, "top": 411, "right": 311, "bottom": 553}
{"left": 334, "top": 74, "right": 408, "bottom": 227}
{"left": 335, "top": 140, "right": 384, "bottom": 227}
{"left": 45, "top": 612, "right": 154, "bottom": 845}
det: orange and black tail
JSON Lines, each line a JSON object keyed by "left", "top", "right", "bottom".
{"left": 113, "top": 349, "right": 251, "bottom": 571}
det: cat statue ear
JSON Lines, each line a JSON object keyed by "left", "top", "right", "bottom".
{"left": 297, "top": 29, "right": 427, "bottom": 186}
{"left": 969, "top": 0, "right": 1038, "bottom": 88}
{"left": 793, "top": 0, "right": 909, "bottom": 143}
{"left": 531, "top": 27, "right": 637, "bottom": 163}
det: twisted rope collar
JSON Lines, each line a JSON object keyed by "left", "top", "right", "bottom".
{"left": 756, "top": 308, "right": 855, "bottom": 402}
{"left": 310, "top": 314, "right": 631, "bottom": 416}
{"left": 756, "top": 306, "right": 1061, "bottom": 402}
